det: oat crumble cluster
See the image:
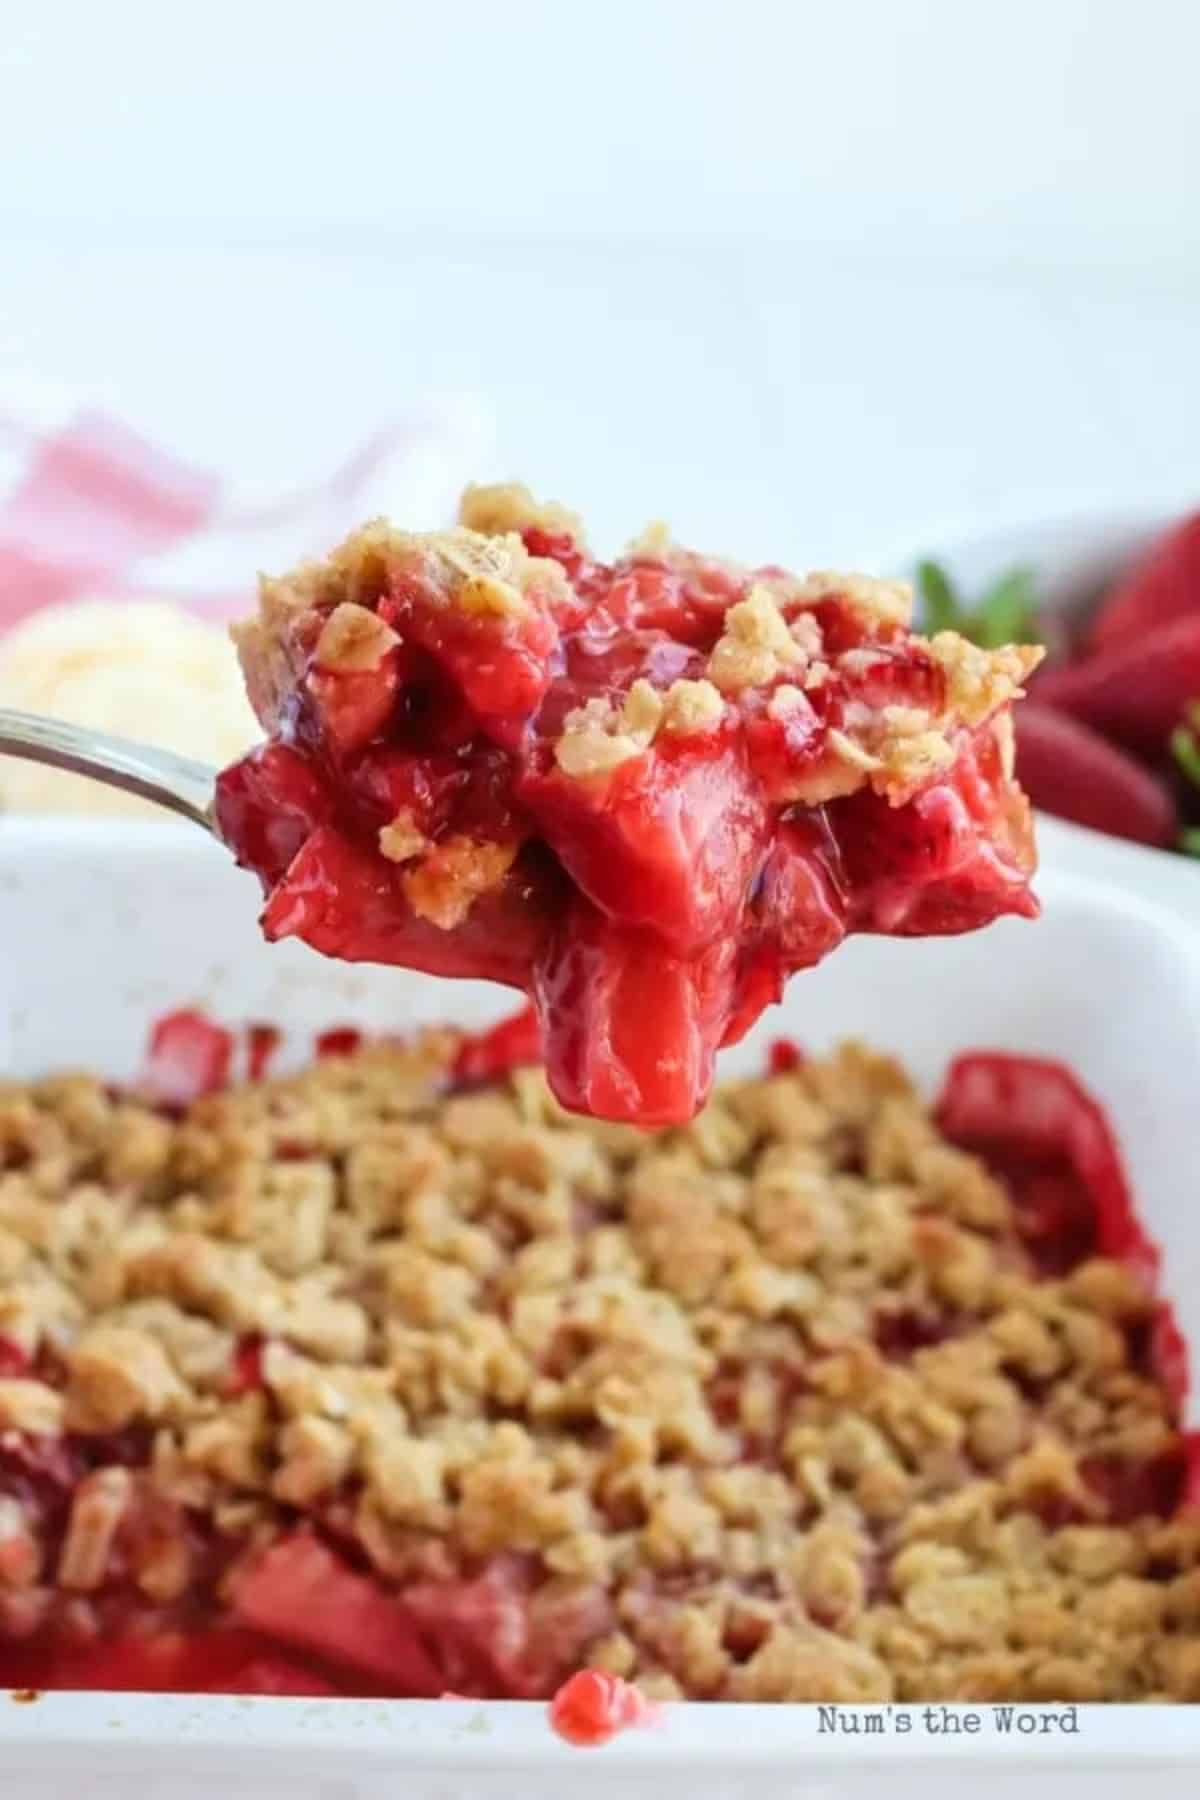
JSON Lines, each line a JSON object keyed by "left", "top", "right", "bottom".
{"left": 216, "top": 482, "right": 1042, "bottom": 1126}
{"left": 0, "top": 1034, "right": 1197, "bottom": 1702}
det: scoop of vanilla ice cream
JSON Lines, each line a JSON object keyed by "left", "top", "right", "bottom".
{"left": 0, "top": 600, "right": 260, "bottom": 818}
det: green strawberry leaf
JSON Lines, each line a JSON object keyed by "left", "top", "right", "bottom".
{"left": 974, "top": 566, "right": 1039, "bottom": 648}
{"left": 1170, "top": 705, "right": 1200, "bottom": 791}
{"left": 917, "top": 559, "right": 1042, "bottom": 647}
{"left": 916, "top": 561, "right": 966, "bottom": 635}
{"left": 1178, "top": 828, "right": 1200, "bottom": 858}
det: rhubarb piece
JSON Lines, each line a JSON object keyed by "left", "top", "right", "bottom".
{"left": 1088, "top": 511, "right": 1200, "bottom": 654}
{"left": 1015, "top": 701, "right": 1178, "bottom": 849}
{"left": 216, "top": 486, "right": 1043, "bottom": 1124}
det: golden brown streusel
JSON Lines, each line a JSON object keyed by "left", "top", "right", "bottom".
{"left": 0, "top": 1036, "right": 1195, "bottom": 1701}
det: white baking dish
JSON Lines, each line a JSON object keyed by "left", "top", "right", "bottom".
{"left": 0, "top": 813, "right": 1199, "bottom": 1795}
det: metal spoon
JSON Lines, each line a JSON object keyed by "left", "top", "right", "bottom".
{"left": 0, "top": 708, "right": 218, "bottom": 832}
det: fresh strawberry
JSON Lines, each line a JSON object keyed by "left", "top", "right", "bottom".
{"left": 1014, "top": 702, "right": 1177, "bottom": 849}
{"left": 1088, "top": 511, "right": 1200, "bottom": 653}
{"left": 1033, "top": 614, "right": 1200, "bottom": 756}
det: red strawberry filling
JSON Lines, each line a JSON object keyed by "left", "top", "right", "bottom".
{"left": 215, "top": 485, "right": 1041, "bottom": 1124}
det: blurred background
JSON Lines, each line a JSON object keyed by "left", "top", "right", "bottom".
{"left": 0, "top": 0, "right": 1198, "bottom": 812}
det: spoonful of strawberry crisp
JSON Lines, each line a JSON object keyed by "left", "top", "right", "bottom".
{"left": 0, "top": 484, "right": 1043, "bottom": 1125}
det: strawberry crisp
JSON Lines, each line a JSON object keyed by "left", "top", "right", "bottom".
{"left": 216, "top": 485, "right": 1042, "bottom": 1125}
{"left": 0, "top": 1028, "right": 1199, "bottom": 1703}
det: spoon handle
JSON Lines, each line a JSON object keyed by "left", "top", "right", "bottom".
{"left": 0, "top": 708, "right": 217, "bottom": 831}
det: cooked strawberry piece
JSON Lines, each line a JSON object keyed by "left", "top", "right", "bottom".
{"left": 1013, "top": 702, "right": 1178, "bottom": 848}
{"left": 314, "top": 1025, "right": 364, "bottom": 1058}
{"left": 807, "top": 593, "right": 902, "bottom": 654}
{"left": 400, "top": 1562, "right": 537, "bottom": 1697}
{"left": 1080, "top": 1448, "right": 1191, "bottom": 1524}
{"left": 549, "top": 1669, "right": 658, "bottom": 1746}
{"left": 245, "top": 1023, "right": 280, "bottom": 1083}
{"left": 1034, "top": 613, "right": 1200, "bottom": 756}
{"left": 839, "top": 731, "right": 1037, "bottom": 936}
{"left": 520, "top": 525, "right": 591, "bottom": 589}
{"left": 836, "top": 637, "right": 946, "bottom": 713}
{"left": 767, "top": 1037, "right": 804, "bottom": 1073}
{"left": 200, "top": 1650, "right": 341, "bottom": 1696}
{"left": 0, "top": 1633, "right": 190, "bottom": 1693}
{"left": 230, "top": 1530, "right": 444, "bottom": 1693}
{"left": 140, "top": 1009, "right": 234, "bottom": 1107}
{"left": 753, "top": 816, "right": 847, "bottom": 970}
{"left": 535, "top": 901, "right": 741, "bottom": 1124}
{"left": 214, "top": 742, "right": 332, "bottom": 888}
{"left": 596, "top": 556, "right": 742, "bottom": 648}
{"left": 4, "top": 1628, "right": 342, "bottom": 1696}
{"left": 261, "top": 826, "right": 549, "bottom": 990}
{"left": 536, "top": 627, "right": 702, "bottom": 742}
{"left": 742, "top": 690, "right": 825, "bottom": 799}
{"left": 0, "top": 1432, "right": 82, "bottom": 1537}
{"left": 936, "top": 1054, "right": 1160, "bottom": 1288}
{"left": 383, "top": 571, "right": 561, "bottom": 744}
{"left": 452, "top": 1003, "right": 542, "bottom": 1085}
{"left": 303, "top": 649, "right": 403, "bottom": 758}
{"left": 1089, "top": 510, "right": 1200, "bottom": 653}
{"left": 345, "top": 744, "right": 469, "bottom": 834}
{"left": 225, "top": 1333, "right": 266, "bottom": 1396}
{"left": 520, "top": 735, "right": 769, "bottom": 957}
{"left": 1151, "top": 1305, "right": 1192, "bottom": 1418}
{"left": 717, "top": 946, "right": 787, "bottom": 1047}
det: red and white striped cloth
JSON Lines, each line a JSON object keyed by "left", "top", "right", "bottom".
{"left": 0, "top": 388, "right": 490, "bottom": 629}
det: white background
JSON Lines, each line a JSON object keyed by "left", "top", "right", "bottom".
{"left": 2, "top": 0, "right": 1199, "bottom": 567}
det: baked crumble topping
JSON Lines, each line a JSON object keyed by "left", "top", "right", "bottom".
{"left": 0, "top": 1033, "right": 1196, "bottom": 1702}
{"left": 216, "top": 485, "right": 1042, "bottom": 1126}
